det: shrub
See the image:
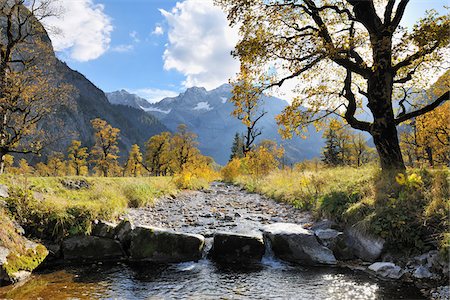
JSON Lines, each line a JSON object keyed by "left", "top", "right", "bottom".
{"left": 221, "top": 158, "right": 242, "bottom": 183}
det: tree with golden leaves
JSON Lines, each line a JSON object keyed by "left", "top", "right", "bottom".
{"left": 244, "top": 140, "right": 284, "bottom": 178}
{"left": 400, "top": 71, "right": 449, "bottom": 167}
{"left": 145, "top": 131, "right": 172, "bottom": 176}
{"left": 90, "top": 118, "right": 120, "bottom": 177}
{"left": 231, "top": 66, "right": 267, "bottom": 155}
{"left": 217, "top": 0, "right": 449, "bottom": 171}
{"left": 0, "top": 0, "right": 72, "bottom": 174}
{"left": 67, "top": 140, "right": 89, "bottom": 176}
{"left": 170, "top": 124, "right": 200, "bottom": 173}
{"left": 46, "top": 152, "right": 66, "bottom": 176}
{"left": 124, "top": 144, "right": 143, "bottom": 177}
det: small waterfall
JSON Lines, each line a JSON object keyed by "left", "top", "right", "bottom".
{"left": 261, "top": 236, "right": 286, "bottom": 269}
{"left": 201, "top": 237, "right": 213, "bottom": 259}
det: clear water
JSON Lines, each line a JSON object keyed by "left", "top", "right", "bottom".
{"left": 0, "top": 259, "right": 424, "bottom": 299}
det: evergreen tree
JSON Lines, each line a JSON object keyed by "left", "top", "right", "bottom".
{"left": 322, "top": 126, "right": 342, "bottom": 167}
{"left": 229, "top": 133, "right": 244, "bottom": 161}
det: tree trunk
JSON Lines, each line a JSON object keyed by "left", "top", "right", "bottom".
{"left": 367, "top": 32, "right": 406, "bottom": 171}
{"left": 425, "top": 146, "right": 434, "bottom": 167}
{"left": 371, "top": 122, "right": 405, "bottom": 171}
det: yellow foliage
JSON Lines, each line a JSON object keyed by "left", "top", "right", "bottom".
{"left": 90, "top": 119, "right": 120, "bottom": 177}
{"left": 221, "top": 158, "right": 242, "bottom": 182}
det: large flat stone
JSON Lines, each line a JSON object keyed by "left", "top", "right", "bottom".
{"left": 263, "top": 223, "right": 336, "bottom": 265}
{"left": 209, "top": 232, "right": 265, "bottom": 263}
{"left": 62, "top": 236, "right": 125, "bottom": 261}
{"left": 129, "top": 226, "right": 204, "bottom": 263}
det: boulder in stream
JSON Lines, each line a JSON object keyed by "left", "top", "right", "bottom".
{"left": 209, "top": 232, "right": 265, "bottom": 263}
{"left": 368, "top": 262, "right": 404, "bottom": 279}
{"left": 315, "top": 229, "right": 354, "bottom": 261}
{"left": 129, "top": 226, "right": 204, "bottom": 263}
{"left": 344, "top": 227, "right": 385, "bottom": 262}
{"left": 62, "top": 236, "right": 126, "bottom": 261}
{"left": 0, "top": 241, "right": 48, "bottom": 285}
{"left": 263, "top": 223, "right": 336, "bottom": 265}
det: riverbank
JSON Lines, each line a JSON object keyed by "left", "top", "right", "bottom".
{"left": 0, "top": 183, "right": 428, "bottom": 299}
{"left": 0, "top": 176, "right": 178, "bottom": 240}
{"left": 228, "top": 166, "right": 449, "bottom": 298}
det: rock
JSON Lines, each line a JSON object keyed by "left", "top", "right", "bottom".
{"left": 44, "top": 243, "right": 62, "bottom": 261}
{"left": 315, "top": 229, "right": 341, "bottom": 248}
{"left": 62, "top": 236, "right": 125, "bottom": 261}
{"left": 413, "top": 265, "right": 433, "bottom": 279}
{"left": 431, "top": 286, "right": 449, "bottom": 300}
{"left": 368, "top": 262, "right": 404, "bottom": 279}
{"left": 114, "top": 220, "right": 134, "bottom": 249}
{"left": 309, "top": 219, "right": 337, "bottom": 231}
{"left": 61, "top": 179, "right": 89, "bottom": 190}
{"left": 315, "top": 228, "right": 354, "bottom": 261}
{"left": 263, "top": 223, "right": 336, "bottom": 265}
{"left": 129, "top": 226, "right": 204, "bottom": 263}
{"left": 209, "top": 232, "right": 265, "bottom": 263}
{"left": 344, "top": 227, "right": 385, "bottom": 262}
{"left": 0, "top": 184, "right": 8, "bottom": 198}
{"left": 92, "top": 220, "right": 117, "bottom": 239}
{"left": 0, "top": 241, "right": 48, "bottom": 285}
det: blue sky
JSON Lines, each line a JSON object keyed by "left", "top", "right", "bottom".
{"left": 43, "top": 0, "right": 449, "bottom": 103}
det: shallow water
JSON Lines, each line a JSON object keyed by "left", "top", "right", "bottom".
{"left": 0, "top": 259, "right": 424, "bottom": 300}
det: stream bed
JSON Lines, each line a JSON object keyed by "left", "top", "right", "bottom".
{"left": 0, "top": 183, "right": 426, "bottom": 299}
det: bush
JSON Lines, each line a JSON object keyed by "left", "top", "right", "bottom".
{"left": 221, "top": 158, "right": 242, "bottom": 183}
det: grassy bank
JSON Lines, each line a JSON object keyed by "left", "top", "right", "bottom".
{"left": 232, "top": 166, "right": 449, "bottom": 255}
{"left": 0, "top": 176, "right": 178, "bottom": 241}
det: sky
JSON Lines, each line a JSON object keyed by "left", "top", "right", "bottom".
{"left": 41, "top": 0, "right": 449, "bottom": 103}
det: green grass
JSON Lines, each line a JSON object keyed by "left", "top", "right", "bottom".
{"left": 233, "top": 166, "right": 450, "bottom": 255}
{"left": 0, "top": 175, "right": 178, "bottom": 240}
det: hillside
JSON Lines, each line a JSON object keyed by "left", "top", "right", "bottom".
{"left": 39, "top": 60, "right": 168, "bottom": 162}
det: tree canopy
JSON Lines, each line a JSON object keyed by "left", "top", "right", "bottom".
{"left": 217, "top": 0, "right": 449, "bottom": 171}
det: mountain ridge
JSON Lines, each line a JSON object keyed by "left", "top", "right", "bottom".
{"left": 106, "top": 85, "right": 325, "bottom": 165}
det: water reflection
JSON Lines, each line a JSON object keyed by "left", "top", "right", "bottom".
{"left": 0, "top": 260, "right": 424, "bottom": 300}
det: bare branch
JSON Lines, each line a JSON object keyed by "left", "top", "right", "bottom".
{"left": 395, "top": 91, "right": 449, "bottom": 124}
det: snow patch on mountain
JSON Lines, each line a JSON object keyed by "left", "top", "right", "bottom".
{"left": 193, "top": 101, "right": 212, "bottom": 111}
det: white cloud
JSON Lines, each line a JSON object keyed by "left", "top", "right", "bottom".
{"left": 112, "top": 44, "right": 134, "bottom": 53}
{"left": 130, "top": 88, "right": 179, "bottom": 103}
{"left": 152, "top": 25, "right": 164, "bottom": 36}
{"left": 40, "top": 0, "right": 113, "bottom": 62}
{"left": 130, "top": 31, "right": 140, "bottom": 43}
{"left": 160, "top": 0, "right": 239, "bottom": 89}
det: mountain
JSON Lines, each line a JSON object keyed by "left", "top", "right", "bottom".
{"left": 40, "top": 61, "right": 169, "bottom": 162}
{"left": 107, "top": 84, "right": 325, "bottom": 165}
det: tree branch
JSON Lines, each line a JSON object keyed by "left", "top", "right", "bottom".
{"left": 395, "top": 91, "right": 449, "bottom": 124}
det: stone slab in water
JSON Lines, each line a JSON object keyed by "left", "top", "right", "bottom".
{"left": 209, "top": 232, "right": 265, "bottom": 263}
{"left": 129, "top": 226, "right": 204, "bottom": 263}
{"left": 62, "top": 236, "right": 126, "bottom": 261}
{"left": 263, "top": 223, "right": 336, "bottom": 265}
